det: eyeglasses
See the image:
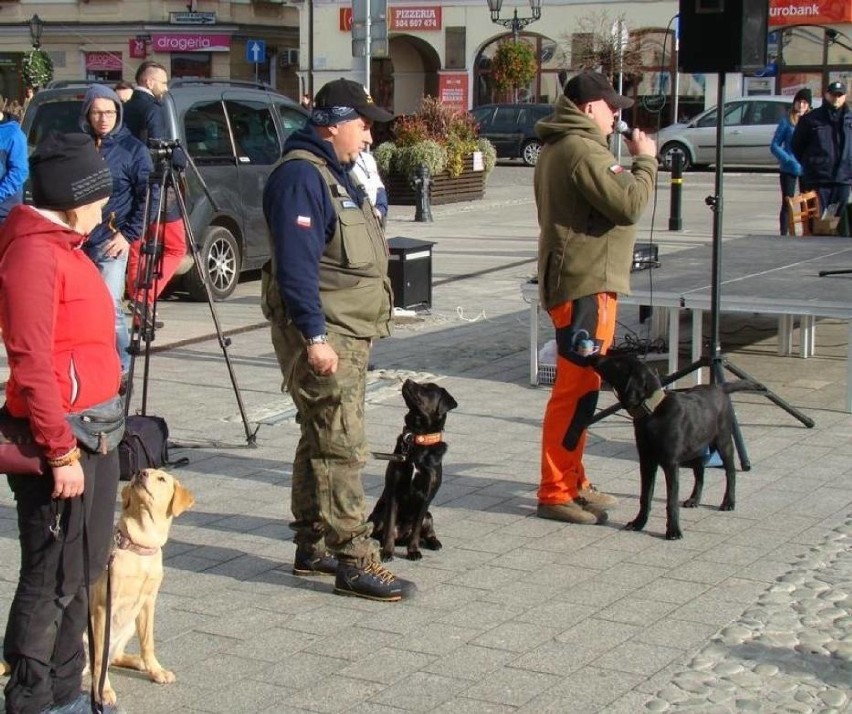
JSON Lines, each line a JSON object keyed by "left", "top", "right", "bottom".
{"left": 90, "top": 110, "right": 117, "bottom": 119}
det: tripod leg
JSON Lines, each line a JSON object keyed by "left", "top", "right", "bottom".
{"left": 710, "top": 359, "right": 751, "bottom": 471}
{"left": 722, "top": 360, "right": 815, "bottom": 429}
{"left": 818, "top": 269, "right": 852, "bottom": 277}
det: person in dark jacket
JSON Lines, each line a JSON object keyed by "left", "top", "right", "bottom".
{"left": 534, "top": 71, "right": 657, "bottom": 525}
{"left": 261, "top": 78, "right": 414, "bottom": 602}
{"left": 79, "top": 84, "right": 153, "bottom": 377}
{"left": 791, "top": 81, "right": 852, "bottom": 235}
{"left": 123, "top": 61, "right": 186, "bottom": 324}
{"left": 771, "top": 88, "right": 811, "bottom": 235}
{"left": 0, "top": 132, "right": 121, "bottom": 714}
{"left": 0, "top": 106, "right": 28, "bottom": 223}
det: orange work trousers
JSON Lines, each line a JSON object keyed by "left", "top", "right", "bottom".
{"left": 126, "top": 218, "right": 187, "bottom": 305}
{"left": 539, "top": 293, "right": 617, "bottom": 505}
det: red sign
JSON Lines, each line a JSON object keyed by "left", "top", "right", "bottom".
{"left": 86, "top": 52, "right": 122, "bottom": 71}
{"left": 129, "top": 38, "right": 147, "bottom": 59}
{"left": 151, "top": 33, "right": 231, "bottom": 52}
{"left": 769, "top": 0, "right": 852, "bottom": 26}
{"left": 340, "top": 5, "right": 442, "bottom": 31}
{"left": 438, "top": 72, "right": 468, "bottom": 111}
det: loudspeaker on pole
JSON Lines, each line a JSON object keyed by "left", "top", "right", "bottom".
{"left": 678, "top": 0, "right": 768, "bottom": 73}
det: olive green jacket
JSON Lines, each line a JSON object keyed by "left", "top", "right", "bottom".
{"left": 534, "top": 95, "right": 657, "bottom": 310}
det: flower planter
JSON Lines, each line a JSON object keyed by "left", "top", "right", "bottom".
{"left": 384, "top": 155, "right": 486, "bottom": 206}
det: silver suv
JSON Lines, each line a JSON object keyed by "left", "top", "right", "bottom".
{"left": 22, "top": 79, "right": 308, "bottom": 300}
{"left": 655, "top": 95, "right": 818, "bottom": 171}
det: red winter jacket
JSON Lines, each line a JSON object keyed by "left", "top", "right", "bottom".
{"left": 0, "top": 205, "right": 121, "bottom": 460}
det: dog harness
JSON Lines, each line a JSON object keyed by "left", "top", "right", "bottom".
{"left": 112, "top": 527, "right": 159, "bottom": 557}
{"left": 627, "top": 388, "right": 666, "bottom": 420}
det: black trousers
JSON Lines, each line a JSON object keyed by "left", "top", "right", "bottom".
{"left": 3, "top": 450, "right": 119, "bottom": 714}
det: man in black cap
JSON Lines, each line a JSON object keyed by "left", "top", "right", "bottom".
{"left": 533, "top": 70, "right": 657, "bottom": 526}
{"left": 261, "top": 78, "right": 414, "bottom": 602}
{"left": 792, "top": 81, "right": 852, "bottom": 235}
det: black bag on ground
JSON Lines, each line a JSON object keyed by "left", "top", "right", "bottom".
{"left": 118, "top": 415, "right": 187, "bottom": 480}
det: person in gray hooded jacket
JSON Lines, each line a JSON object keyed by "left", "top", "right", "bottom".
{"left": 79, "top": 84, "right": 153, "bottom": 376}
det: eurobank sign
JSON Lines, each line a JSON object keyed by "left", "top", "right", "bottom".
{"left": 769, "top": 0, "right": 852, "bottom": 26}
{"left": 152, "top": 33, "right": 232, "bottom": 52}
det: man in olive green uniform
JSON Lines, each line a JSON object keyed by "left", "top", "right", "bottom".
{"left": 262, "top": 79, "right": 414, "bottom": 602}
{"left": 535, "top": 71, "right": 658, "bottom": 525}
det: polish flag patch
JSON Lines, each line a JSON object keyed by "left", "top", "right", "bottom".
{"left": 296, "top": 215, "right": 312, "bottom": 228}
{"left": 609, "top": 164, "right": 624, "bottom": 174}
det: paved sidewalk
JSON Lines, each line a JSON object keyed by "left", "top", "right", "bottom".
{"left": 1, "top": 167, "right": 850, "bottom": 713}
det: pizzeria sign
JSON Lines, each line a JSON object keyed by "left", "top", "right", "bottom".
{"left": 340, "top": 5, "right": 442, "bottom": 31}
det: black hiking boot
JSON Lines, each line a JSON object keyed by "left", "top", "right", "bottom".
{"left": 292, "top": 549, "right": 338, "bottom": 576}
{"left": 334, "top": 561, "right": 416, "bottom": 602}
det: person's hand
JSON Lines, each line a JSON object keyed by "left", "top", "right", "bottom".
{"left": 307, "top": 342, "right": 339, "bottom": 376}
{"left": 105, "top": 232, "right": 130, "bottom": 259}
{"left": 52, "top": 461, "right": 85, "bottom": 499}
{"left": 626, "top": 129, "right": 657, "bottom": 159}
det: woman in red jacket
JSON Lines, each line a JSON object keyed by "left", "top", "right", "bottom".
{"left": 0, "top": 133, "right": 120, "bottom": 714}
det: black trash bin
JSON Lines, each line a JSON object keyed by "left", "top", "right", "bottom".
{"left": 387, "top": 237, "right": 436, "bottom": 309}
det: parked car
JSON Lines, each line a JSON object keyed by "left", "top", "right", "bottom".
{"left": 21, "top": 79, "right": 309, "bottom": 300}
{"left": 655, "top": 95, "right": 819, "bottom": 171}
{"left": 470, "top": 103, "right": 553, "bottom": 166}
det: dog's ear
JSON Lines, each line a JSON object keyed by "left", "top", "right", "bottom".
{"left": 169, "top": 480, "right": 196, "bottom": 518}
{"left": 121, "top": 484, "right": 132, "bottom": 511}
{"left": 438, "top": 389, "right": 458, "bottom": 418}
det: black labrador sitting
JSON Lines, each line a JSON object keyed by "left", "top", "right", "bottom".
{"left": 368, "top": 379, "right": 458, "bottom": 561}
{"left": 592, "top": 354, "right": 763, "bottom": 540}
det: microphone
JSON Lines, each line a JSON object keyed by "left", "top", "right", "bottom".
{"left": 614, "top": 120, "right": 635, "bottom": 140}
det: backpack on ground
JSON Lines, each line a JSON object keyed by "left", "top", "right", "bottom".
{"left": 118, "top": 415, "right": 187, "bottom": 480}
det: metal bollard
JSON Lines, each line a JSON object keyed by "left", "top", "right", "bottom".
{"left": 668, "top": 151, "right": 683, "bottom": 231}
{"left": 411, "top": 164, "right": 433, "bottom": 223}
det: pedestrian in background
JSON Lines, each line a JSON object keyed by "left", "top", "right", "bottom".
{"left": 79, "top": 84, "right": 153, "bottom": 382}
{"left": 0, "top": 132, "right": 120, "bottom": 714}
{"left": 0, "top": 101, "right": 28, "bottom": 223}
{"left": 351, "top": 148, "right": 388, "bottom": 225}
{"left": 113, "top": 80, "right": 135, "bottom": 103}
{"left": 771, "top": 88, "right": 811, "bottom": 235}
{"left": 262, "top": 78, "right": 414, "bottom": 602}
{"left": 534, "top": 71, "right": 657, "bottom": 525}
{"left": 792, "top": 81, "right": 852, "bottom": 236}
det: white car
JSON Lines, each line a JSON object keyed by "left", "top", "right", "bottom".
{"left": 655, "top": 95, "right": 816, "bottom": 171}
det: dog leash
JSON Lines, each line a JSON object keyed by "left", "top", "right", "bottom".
{"left": 81, "top": 494, "right": 111, "bottom": 714}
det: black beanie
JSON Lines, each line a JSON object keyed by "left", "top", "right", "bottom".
{"left": 792, "top": 88, "right": 812, "bottom": 105}
{"left": 29, "top": 132, "right": 112, "bottom": 211}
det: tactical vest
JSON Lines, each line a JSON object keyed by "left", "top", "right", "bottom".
{"left": 261, "top": 149, "right": 393, "bottom": 340}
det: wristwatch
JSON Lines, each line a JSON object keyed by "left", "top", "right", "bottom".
{"left": 306, "top": 334, "right": 328, "bottom": 346}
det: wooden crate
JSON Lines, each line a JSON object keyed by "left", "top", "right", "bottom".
{"left": 384, "top": 155, "right": 486, "bottom": 206}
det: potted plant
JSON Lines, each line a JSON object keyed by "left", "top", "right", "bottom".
{"left": 374, "top": 97, "right": 497, "bottom": 206}
{"left": 490, "top": 40, "right": 537, "bottom": 102}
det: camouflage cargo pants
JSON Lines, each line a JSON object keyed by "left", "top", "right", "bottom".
{"left": 271, "top": 320, "right": 380, "bottom": 565}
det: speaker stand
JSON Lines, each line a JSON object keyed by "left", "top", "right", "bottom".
{"left": 592, "top": 73, "right": 814, "bottom": 471}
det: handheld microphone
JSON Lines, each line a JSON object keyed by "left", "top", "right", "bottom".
{"left": 614, "top": 120, "right": 635, "bottom": 140}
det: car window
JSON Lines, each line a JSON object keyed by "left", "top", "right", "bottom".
{"left": 275, "top": 102, "right": 308, "bottom": 143}
{"left": 27, "top": 99, "right": 84, "bottom": 151}
{"left": 746, "top": 101, "right": 787, "bottom": 126}
{"left": 225, "top": 99, "right": 280, "bottom": 164}
{"left": 470, "top": 107, "right": 493, "bottom": 129}
{"left": 492, "top": 107, "right": 521, "bottom": 131}
{"left": 183, "top": 101, "right": 233, "bottom": 160}
{"left": 722, "top": 102, "right": 747, "bottom": 126}
{"left": 695, "top": 109, "right": 717, "bottom": 128}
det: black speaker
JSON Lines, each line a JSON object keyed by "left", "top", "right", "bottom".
{"left": 678, "top": 0, "right": 768, "bottom": 73}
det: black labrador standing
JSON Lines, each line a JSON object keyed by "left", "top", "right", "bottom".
{"left": 592, "top": 354, "right": 763, "bottom": 540}
{"left": 368, "top": 379, "right": 457, "bottom": 561}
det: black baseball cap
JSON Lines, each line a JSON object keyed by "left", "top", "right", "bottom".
{"left": 564, "top": 71, "right": 634, "bottom": 110}
{"left": 827, "top": 81, "right": 847, "bottom": 95}
{"left": 313, "top": 78, "right": 394, "bottom": 123}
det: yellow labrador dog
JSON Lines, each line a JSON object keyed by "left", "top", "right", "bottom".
{"left": 89, "top": 468, "right": 194, "bottom": 706}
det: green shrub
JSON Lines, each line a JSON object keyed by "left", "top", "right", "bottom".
{"left": 373, "top": 142, "right": 396, "bottom": 175}
{"left": 393, "top": 140, "right": 447, "bottom": 180}
{"left": 477, "top": 138, "right": 497, "bottom": 177}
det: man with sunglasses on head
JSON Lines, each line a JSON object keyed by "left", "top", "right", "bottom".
{"left": 792, "top": 81, "right": 852, "bottom": 236}
{"left": 534, "top": 70, "right": 657, "bottom": 526}
{"left": 79, "top": 84, "right": 153, "bottom": 385}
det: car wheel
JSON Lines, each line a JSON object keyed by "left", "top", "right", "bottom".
{"left": 521, "top": 140, "right": 542, "bottom": 166}
{"left": 660, "top": 142, "right": 692, "bottom": 172}
{"left": 184, "top": 226, "right": 241, "bottom": 301}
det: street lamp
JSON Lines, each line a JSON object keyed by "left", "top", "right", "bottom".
{"left": 486, "top": 0, "right": 542, "bottom": 41}
{"left": 29, "top": 14, "right": 44, "bottom": 49}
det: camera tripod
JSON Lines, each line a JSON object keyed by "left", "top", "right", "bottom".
{"left": 125, "top": 140, "right": 258, "bottom": 446}
{"left": 592, "top": 74, "right": 814, "bottom": 470}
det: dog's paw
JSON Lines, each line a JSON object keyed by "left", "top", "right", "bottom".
{"left": 681, "top": 497, "right": 699, "bottom": 508}
{"left": 405, "top": 550, "right": 423, "bottom": 561}
{"left": 665, "top": 527, "right": 683, "bottom": 540}
{"left": 624, "top": 519, "right": 646, "bottom": 531}
{"left": 101, "top": 687, "right": 118, "bottom": 706}
{"left": 718, "top": 499, "right": 735, "bottom": 511}
{"left": 423, "top": 537, "right": 442, "bottom": 551}
{"left": 150, "top": 668, "right": 176, "bottom": 685}
{"left": 380, "top": 551, "right": 395, "bottom": 562}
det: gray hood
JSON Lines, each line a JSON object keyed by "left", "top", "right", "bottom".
{"left": 79, "top": 83, "right": 123, "bottom": 138}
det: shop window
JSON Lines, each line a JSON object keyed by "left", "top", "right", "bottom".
{"left": 445, "top": 27, "right": 465, "bottom": 70}
{"left": 171, "top": 53, "right": 212, "bottom": 79}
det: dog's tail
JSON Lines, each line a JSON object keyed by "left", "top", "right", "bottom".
{"left": 723, "top": 380, "right": 767, "bottom": 394}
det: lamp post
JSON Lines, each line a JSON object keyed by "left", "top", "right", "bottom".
{"left": 486, "top": 0, "right": 541, "bottom": 41}
{"left": 29, "top": 14, "right": 44, "bottom": 49}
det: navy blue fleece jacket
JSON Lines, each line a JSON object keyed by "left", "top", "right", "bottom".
{"left": 262, "top": 124, "right": 366, "bottom": 339}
